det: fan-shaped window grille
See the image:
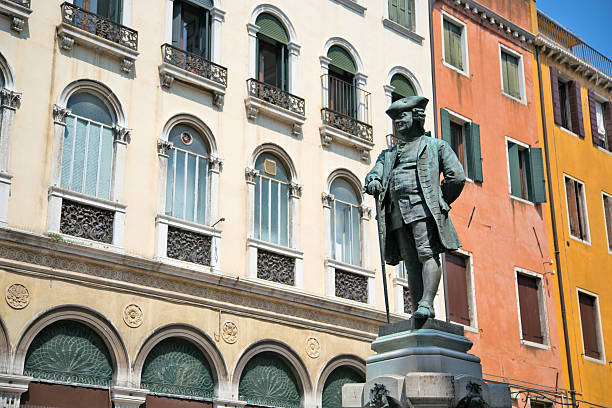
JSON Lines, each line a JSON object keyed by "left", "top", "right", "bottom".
{"left": 141, "top": 338, "right": 215, "bottom": 398}
{"left": 327, "top": 45, "right": 357, "bottom": 75}
{"left": 322, "top": 366, "right": 364, "bottom": 408}
{"left": 24, "top": 320, "right": 114, "bottom": 387}
{"left": 239, "top": 352, "right": 301, "bottom": 408}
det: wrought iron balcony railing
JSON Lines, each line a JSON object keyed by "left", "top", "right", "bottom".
{"left": 247, "top": 78, "right": 305, "bottom": 116}
{"left": 321, "top": 108, "right": 373, "bottom": 143}
{"left": 8, "top": 0, "right": 30, "bottom": 8}
{"left": 538, "top": 11, "right": 611, "bottom": 76}
{"left": 60, "top": 2, "right": 138, "bottom": 51}
{"left": 162, "top": 44, "right": 228, "bottom": 87}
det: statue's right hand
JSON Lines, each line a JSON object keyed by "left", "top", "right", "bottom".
{"left": 366, "top": 180, "right": 383, "bottom": 196}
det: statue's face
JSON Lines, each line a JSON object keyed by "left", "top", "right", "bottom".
{"left": 394, "top": 111, "right": 414, "bottom": 136}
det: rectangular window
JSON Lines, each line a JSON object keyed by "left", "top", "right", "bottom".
{"left": 559, "top": 80, "right": 572, "bottom": 130}
{"left": 595, "top": 101, "right": 606, "bottom": 136}
{"left": 388, "top": 0, "right": 415, "bottom": 31}
{"left": 440, "top": 109, "right": 483, "bottom": 182}
{"left": 331, "top": 199, "right": 361, "bottom": 266}
{"left": 165, "top": 147, "right": 208, "bottom": 225}
{"left": 589, "top": 90, "right": 610, "bottom": 150}
{"left": 565, "top": 176, "right": 590, "bottom": 242}
{"left": 516, "top": 273, "right": 545, "bottom": 344}
{"left": 500, "top": 47, "right": 523, "bottom": 101}
{"left": 530, "top": 402, "right": 553, "bottom": 408}
{"left": 507, "top": 140, "right": 546, "bottom": 203}
{"left": 603, "top": 193, "right": 612, "bottom": 252}
{"left": 442, "top": 17, "right": 465, "bottom": 72}
{"left": 450, "top": 121, "right": 466, "bottom": 171}
{"left": 172, "top": 0, "right": 211, "bottom": 59}
{"left": 445, "top": 252, "right": 471, "bottom": 326}
{"left": 254, "top": 174, "right": 289, "bottom": 247}
{"left": 578, "top": 291, "right": 602, "bottom": 360}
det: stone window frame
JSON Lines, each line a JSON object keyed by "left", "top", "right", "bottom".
{"left": 576, "top": 288, "right": 606, "bottom": 365}
{"left": 155, "top": 114, "right": 223, "bottom": 273}
{"left": 498, "top": 43, "right": 527, "bottom": 105}
{"left": 440, "top": 10, "right": 469, "bottom": 78}
{"left": 442, "top": 248, "right": 478, "bottom": 332}
{"left": 0, "top": 52, "right": 21, "bottom": 227}
{"left": 563, "top": 173, "right": 591, "bottom": 245}
{"left": 322, "top": 169, "right": 375, "bottom": 306}
{"left": 245, "top": 143, "right": 303, "bottom": 289}
{"left": 513, "top": 267, "right": 551, "bottom": 350}
{"left": 382, "top": 0, "right": 424, "bottom": 43}
{"left": 315, "top": 355, "right": 366, "bottom": 408}
{"left": 602, "top": 191, "right": 612, "bottom": 255}
{"left": 47, "top": 79, "right": 130, "bottom": 251}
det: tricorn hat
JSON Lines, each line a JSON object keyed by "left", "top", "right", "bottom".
{"left": 385, "top": 96, "right": 429, "bottom": 119}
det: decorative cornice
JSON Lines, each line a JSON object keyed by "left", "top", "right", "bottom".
{"left": 156, "top": 139, "right": 173, "bottom": 157}
{"left": 52, "top": 104, "right": 72, "bottom": 125}
{"left": 321, "top": 192, "right": 334, "bottom": 208}
{"left": 113, "top": 125, "right": 131, "bottom": 145}
{"left": 441, "top": 0, "right": 535, "bottom": 50}
{"left": 245, "top": 167, "right": 259, "bottom": 184}
{"left": 289, "top": 182, "right": 303, "bottom": 198}
{"left": 0, "top": 88, "right": 21, "bottom": 110}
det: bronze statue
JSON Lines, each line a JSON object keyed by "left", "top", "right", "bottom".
{"left": 365, "top": 96, "right": 465, "bottom": 319}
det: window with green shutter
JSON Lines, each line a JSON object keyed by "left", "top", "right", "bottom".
{"left": 440, "top": 109, "right": 482, "bottom": 182}
{"left": 390, "top": 73, "right": 417, "bottom": 102}
{"left": 507, "top": 141, "right": 547, "bottom": 203}
{"left": 501, "top": 50, "right": 521, "bottom": 99}
{"left": 256, "top": 13, "right": 289, "bottom": 91}
{"left": 443, "top": 18, "right": 464, "bottom": 71}
{"left": 388, "top": 0, "right": 415, "bottom": 31}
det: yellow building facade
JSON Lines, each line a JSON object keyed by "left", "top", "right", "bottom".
{"left": 534, "top": 11, "right": 612, "bottom": 408}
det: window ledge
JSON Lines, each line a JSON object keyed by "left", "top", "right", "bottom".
{"left": 510, "top": 195, "right": 534, "bottom": 206}
{"left": 325, "top": 258, "right": 375, "bottom": 278}
{"left": 159, "top": 62, "right": 226, "bottom": 108}
{"left": 245, "top": 96, "right": 306, "bottom": 137}
{"left": 442, "top": 61, "right": 469, "bottom": 78}
{"left": 48, "top": 186, "right": 126, "bottom": 213}
{"left": 595, "top": 146, "right": 612, "bottom": 156}
{"left": 501, "top": 91, "right": 526, "bottom": 105}
{"left": 557, "top": 126, "right": 581, "bottom": 139}
{"left": 583, "top": 355, "right": 606, "bottom": 365}
{"left": 156, "top": 214, "right": 221, "bottom": 238}
{"left": 392, "top": 276, "right": 408, "bottom": 286}
{"left": 56, "top": 22, "right": 139, "bottom": 73}
{"left": 331, "top": 0, "right": 366, "bottom": 14}
{"left": 520, "top": 339, "right": 550, "bottom": 350}
{"left": 320, "top": 124, "right": 374, "bottom": 162}
{"left": 461, "top": 324, "right": 479, "bottom": 334}
{"left": 568, "top": 234, "right": 591, "bottom": 246}
{"left": 382, "top": 18, "right": 423, "bottom": 44}
{"left": 247, "top": 237, "right": 303, "bottom": 259}
{"left": 0, "top": 0, "right": 32, "bottom": 32}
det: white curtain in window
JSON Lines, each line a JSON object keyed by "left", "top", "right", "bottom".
{"left": 330, "top": 178, "right": 360, "bottom": 265}
{"left": 254, "top": 153, "right": 289, "bottom": 246}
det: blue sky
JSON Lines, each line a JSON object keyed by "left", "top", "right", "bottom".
{"left": 536, "top": 0, "right": 611, "bottom": 59}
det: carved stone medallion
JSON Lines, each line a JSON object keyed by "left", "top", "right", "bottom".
{"left": 306, "top": 336, "right": 321, "bottom": 359}
{"left": 222, "top": 321, "right": 238, "bottom": 344}
{"left": 6, "top": 284, "right": 29, "bottom": 309}
{"left": 123, "top": 304, "right": 143, "bottom": 328}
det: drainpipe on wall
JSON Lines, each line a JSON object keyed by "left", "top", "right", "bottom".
{"left": 535, "top": 44, "right": 577, "bottom": 408}
{"left": 428, "top": 0, "right": 450, "bottom": 323}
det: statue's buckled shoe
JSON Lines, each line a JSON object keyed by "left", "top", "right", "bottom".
{"left": 413, "top": 301, "right": 435, "bottom": 319}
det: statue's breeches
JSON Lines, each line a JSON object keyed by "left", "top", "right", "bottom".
{"left": 393, "top": 217, "right": 444, "bottom": 264}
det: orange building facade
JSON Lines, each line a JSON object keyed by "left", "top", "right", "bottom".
{"left": 431, "top": 0, "right": 565, "bottom": 401}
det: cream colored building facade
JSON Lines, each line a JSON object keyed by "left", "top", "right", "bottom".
{"left": 0, "top": 0, "right": 436, "bottom": 407}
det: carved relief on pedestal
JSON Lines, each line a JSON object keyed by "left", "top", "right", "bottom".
{"left": 123, "top": 304, "right": 143, "bottom": 328}
{"left": 6, "top": 283, "right": 30, "bottom": 309}
{"left": 222, "top": 321, "right": 238, "bottom": 344}
{"left": 306, "top": 336, "right": 320, "bottom": 359}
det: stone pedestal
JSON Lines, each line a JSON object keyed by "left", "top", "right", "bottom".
{"left": 343, "top": 318, "right": 511, "bottom": 408}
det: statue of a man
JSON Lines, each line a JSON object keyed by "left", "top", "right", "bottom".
{"left": 365, "top": 96, "right": 466, "bottom": 319}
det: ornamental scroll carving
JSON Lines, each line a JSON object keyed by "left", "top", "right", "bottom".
{"left": 167, "top": 227, "right": 212, "bottom": 266}
{"left": 157, "top": 139, "right": 173, "bottom": 157}
{"left": 321, "top": 192, "right": 334, "bottom": 208}
{"left": 245, "top": 167, "right": 259, "bottom": 184}
{"left": 257, "top": 250, "right": 295, "bottom": 285}
{"left": 60, "top": 200, "right": 114, "bottom": 244}
{"left": 53, "top": 105, "right": 72, "bottom": 124}
{"left": 222, "top": 321, "right": 238, "bottom": 344}
{"left": 0, "top": 89, "right": 21, "bottom": 110}
{"left": 335, "top": 270, "right": 368, "bottom": 303}
{"left": 6, "top": 283, "right": 30, "bottom": 309}
{"left": 403, "top": 286, "right": 413, "bottom": 314}
{"left": 113, "top": 125, "right": 131, "bottom": 144}
{"left": 306, "top": 336, "right": 320, "bottom": 359}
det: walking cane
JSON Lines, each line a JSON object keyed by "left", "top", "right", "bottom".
{"left": 374, "top": 192, "right": 391, "bottom": 324}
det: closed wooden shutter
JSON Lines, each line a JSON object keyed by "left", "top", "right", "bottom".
{"left": 588, "top": 90, "right": 604, "bottom": 147}
{"left": 501, "top": 52, "right": 520, "bottom": 99}
{"left": 508, "top": 143, "right": 522, "bottom": 198}
{"left": 579, "top": 292, "right": 600, "bottom": 359}
{"left": 445, "top": 253, "right": 470, "bottom": 325}
{"left": 517, "top": 274, "right": 543, "bottom": 343}
{"left": 440, "top": 108, "right": 451, "bottom": 145}
{"left": 569, "top": 81, "right": 585, "bottom": 137}
{"left": 550, "top": 67, "right": 563, "bottom": 126}
{"left": 20, "top": 382, "right": 111, "bottom": 408}
{"left": 604, "top": 195, "right": 612, "bottom": 252}
{"left": 527, "top": 148, "right": 546, "bottom": 203}
{"left": 465, "top": 122, "right": 483, "bottom": 182}
{"left": 565, "top": 178, "right": 581, "bottom": 238}
{"left": 388, "top": 0, "right": 414, "bottom": 30}
{"left": 604, "top": 102, "right": 612, "bottom": 150}
{"left": 443, "top": 19, "right": 463, "bottom": 70}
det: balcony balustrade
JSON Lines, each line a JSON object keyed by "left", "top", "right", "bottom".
{"left": 161, "top": 44, "right": 227, "bottom": 88}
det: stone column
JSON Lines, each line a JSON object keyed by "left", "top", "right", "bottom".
{"left": 163, "top": 0, "right": 173, "bottom": 44}
{"left": 110, "top": 386, "right": 148, "bottom": 408}
{"left": 209, "top": 156, "right": 223, "bottom": 269}
{"left": 211, "top": 8, "right": 226, "bottom": 63}
{"left": 322, "top": 192, "right": 334, "bottom": 258}
{"left": 355, "top": 73, "right": 368, "bottom": 123}
{"left": 155, "top": 139, "right": 173, "bottom": 258}
{"left": 289, "top": 182, "right": 303, "bottom": 288}
{"left": 319, "top": 56, "right": 331, "bottom": 108}
{"left": 247, "top": 24, "right": 259, "bottom": 80}
{"left": 0, "top": 89, "right": 20, "bottom": 226}
{"left": 383, "top": 84, "right": 395, "bottom": 140}
{"left": 287, "top": 43, "right": 301, "bottom": 94}
{"left": 0, "top": 374, "right": 31, "bottom": 408}
{"left": 111, "top": 125, "right": 131, "bottom": 248}
{"left": 47, "top": 105, "right": 72, "bottom": 234}
{"left": 245, "top": 167, "right": 259, "bottom": 279}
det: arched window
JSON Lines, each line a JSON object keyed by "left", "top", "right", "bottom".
{"left": 23, "top": 320, "right": 113, "bottom": 386}
{"left": 254, "top": 153, "right": 290, "bottom": 247}
{"left": 61, "top": 92, "right": 115, "bottom": 200}
{"left": 390, "top": 73, "right": 416, "bottom": 102}
{"left": 330, "top": 178, "right": 361, "bottom": 266}
{"left": 74, "top": 0, "right": 123, "bottom": 22}
{"left": 321, "top": 366, "right": 364, "bottom": 408}
{"left": 165, "top": 124, "right": 210, "bottom": 224}
{"left": 327, "top": 45, "right": 357, "bottom": 118}
{"left": 239, "top": 352, "right": 301, "bottom": 408}
{"left": 141, "top": 338, "right": 214, "bottom": 399}
{"left": 256, "top": 13, "right": 289, "bottom": 91}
